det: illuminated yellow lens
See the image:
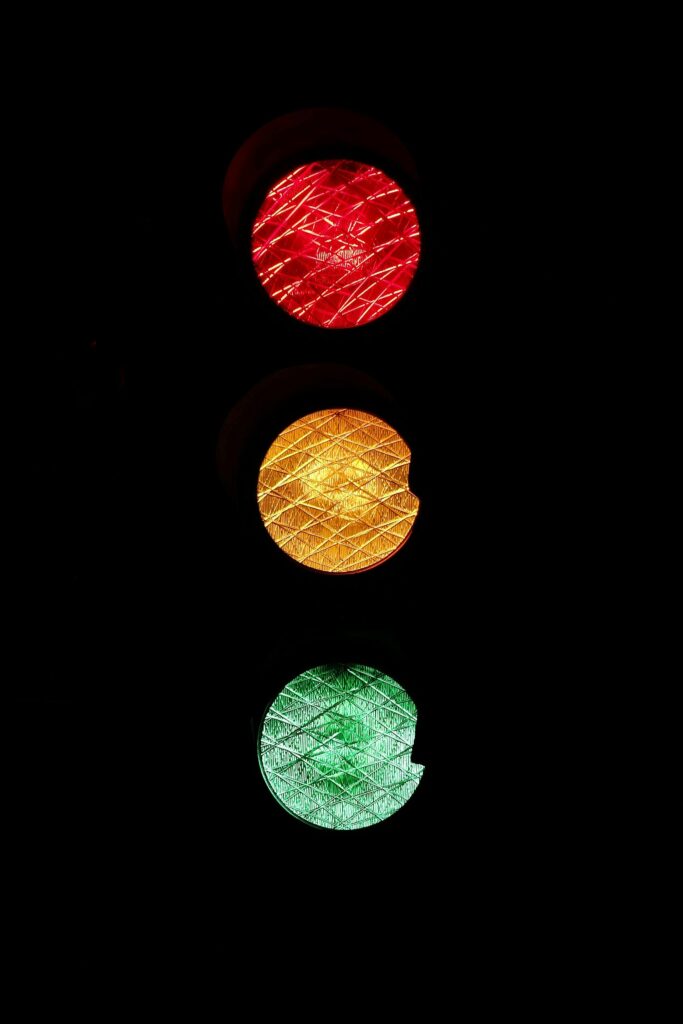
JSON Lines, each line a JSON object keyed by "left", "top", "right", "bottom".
{"left": 257, "top": 409, "right": 419, "bottom": 573}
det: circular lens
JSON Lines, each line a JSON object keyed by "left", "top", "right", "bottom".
{"left": 258, "top": 664, "right": 424, "bottom": 830}
{"left": 251, "top": 160, "right": 420, "bottom": 328}
{"left": 257, "top": 408, "right": 419, "bottom": 574}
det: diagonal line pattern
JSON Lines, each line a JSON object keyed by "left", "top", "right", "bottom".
{"left": 259, "top": 664, "right": 424, "bottom": 830}
{"left": 251, "top": 160, "right": 420, "bottom": 329}
{"left": 257, "top": 409, "right": 419, "bottom": 574}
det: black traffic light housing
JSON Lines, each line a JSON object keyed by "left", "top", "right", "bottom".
{"left": 22, "top": 74, "right": 628, "bottom": 974}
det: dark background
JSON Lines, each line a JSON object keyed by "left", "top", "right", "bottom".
{"left": 19, "top": 60, "right": 630, "bottom": 990}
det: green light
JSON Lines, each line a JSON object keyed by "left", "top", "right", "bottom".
{"left": 258, "top": 664, "right": 424, "bottom": 830}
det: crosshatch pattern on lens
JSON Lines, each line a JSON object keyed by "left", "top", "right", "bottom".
{"left": 257, "top": 409, "right": 419, "bottom": 574}
{"left": 251, "top": 160, "right": 420, "bottom": 328}
{"left": 258, "top": 664, "right": 424, "bottom": 830}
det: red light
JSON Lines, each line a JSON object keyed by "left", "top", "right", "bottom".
{"left": 251, "top": 160, "right": 420, "bottom": 329}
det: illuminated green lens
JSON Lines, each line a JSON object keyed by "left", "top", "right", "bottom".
{"left": 258, "top": 664, "right": 424, "bottom": 830}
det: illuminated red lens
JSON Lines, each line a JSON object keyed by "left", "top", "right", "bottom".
{"left": 251, "top": 160, "right": 420, "bottom": 329}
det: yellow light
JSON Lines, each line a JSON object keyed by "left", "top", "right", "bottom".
{"left": 257, "top": 409, "right": 419, "bottom": 574}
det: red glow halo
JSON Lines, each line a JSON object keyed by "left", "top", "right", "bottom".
{"left": 251, "top": 160, "right": 420, "bottom": 329}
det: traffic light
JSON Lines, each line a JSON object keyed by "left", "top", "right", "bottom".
{"left": 258, "top": 663, "right": 424, "bottom": 830}
{"left": 256, "top": 408, "right": 419, "bottom": 574}
{"left": 23, "top": 70, "right": 630, "bottom": 980}
{"left": 250, "top": 159, "right": 420, "bottom": 328}
{"left": 220, "top": 109, "right": 428, "bottom": 831}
